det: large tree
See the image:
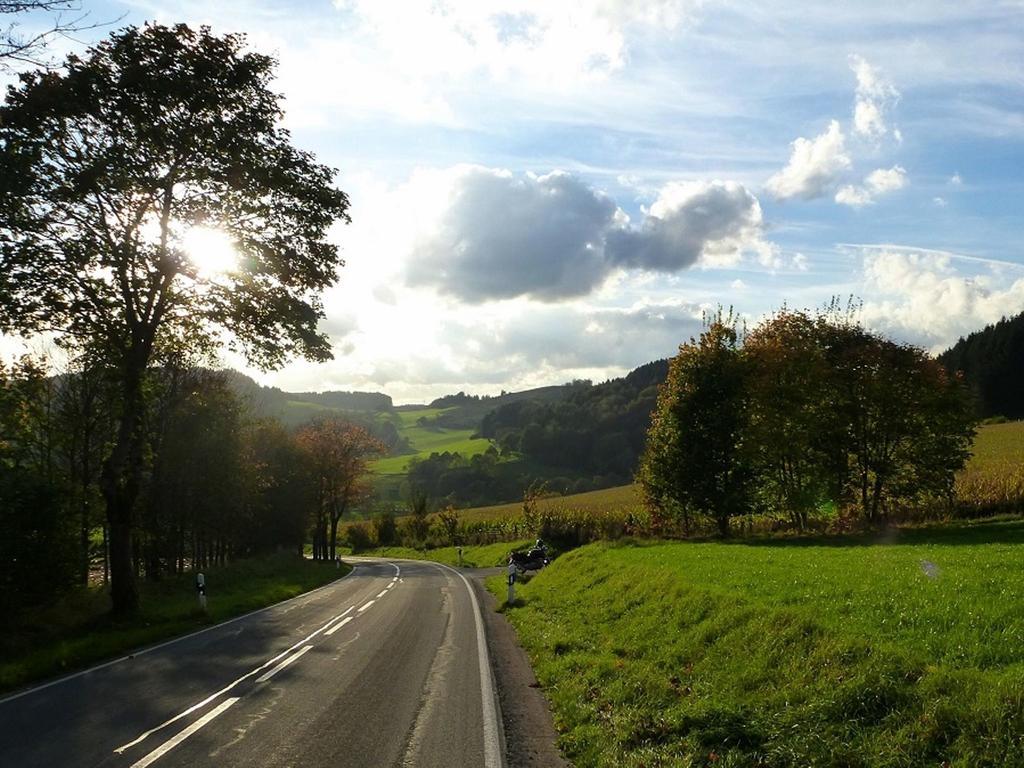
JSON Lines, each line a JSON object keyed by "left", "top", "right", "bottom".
{"left": 0, "top": 24, "right": 350, "bottom": 613}
{"left": 638, "top": 313, "right": 752, "bottom": 536}
{"left": 297, "top": 417, "right": 385, "bottom": 562}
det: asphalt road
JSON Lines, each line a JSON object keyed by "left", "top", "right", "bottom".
{"left": 0, "top": 559, "right": 505, "bottom": 768}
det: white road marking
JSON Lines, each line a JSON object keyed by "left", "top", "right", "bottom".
{"left": 324, "top": 616, "right": 354, "bottom": 636}
{"left": 358, "top": 599, "right": 375, "bottom": 612}
{"left": 115, "top": 600, "right": 361, "bottom": 753}
{"left": 376, "top": 589, "right": 388, "bottom": 598}
{"left": 255, "top": 645, "right": 313, "bottom": 683}
{"left": 129, "top": 697, "right": 240, "bottom": 768}
{"left": 0, "top": 566, "right": 358, "bottom": 707}
{"left": 433, "top": 562, "right": 505, "bottom": 768}
{"left": 322, "top": 606, "right": 355, "bottom": 633}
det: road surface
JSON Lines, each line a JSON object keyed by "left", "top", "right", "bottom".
{"left": 0, "top": 559, "right": 505, "bottom": 768}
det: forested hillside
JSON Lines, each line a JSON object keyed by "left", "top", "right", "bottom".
{"left": 479, "top": 359, "right": 668, "bottom": 484}
{"left": 940, "top": 312, "right": 1024, "bottom": 419}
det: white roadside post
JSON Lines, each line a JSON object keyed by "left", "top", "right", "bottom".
{"left": 196, "top": 572, "right": 207, "bottom": 612}
{"left": 507, "top": 561, "right": 516, "bottom": 605}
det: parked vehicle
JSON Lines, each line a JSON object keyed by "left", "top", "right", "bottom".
{"left": 509, "top": 540, "right": 549, "bottom": 575}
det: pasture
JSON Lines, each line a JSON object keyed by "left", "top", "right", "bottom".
{"left": 492, "top": 521, "right": 1024, "bottom": 766}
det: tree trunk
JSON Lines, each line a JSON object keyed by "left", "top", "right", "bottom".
{"left": 100, "top": 357, "right": 147, "bottom": 615}
{"left": 329, "top": 509, "right": 340, "bottom": 562}
{"left": 717, "top": 515, "right": 730, "bottom": 537}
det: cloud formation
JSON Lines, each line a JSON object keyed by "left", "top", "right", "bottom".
{"left": 406, "top": 169, "right": 775, "bottom": 302}
{"left": 333, "top": 0, "right": 698, "bottom": 84}
{"left": 835, "top": 165, "right": 907, "bottom": 207}
{"left": 859, "top": 248, "right": 1024, "bottom": 351}
{"left": 849, "top": 54, "right": 899, "bottom": 140}
{"left": 765, "top": 120, "right": 851, "bottom": 200}
{"left": 406, "top": 168, "right": 620, "bottom": 302}
{"left": 607, "top": 180, "right": 772, "bottom": 270}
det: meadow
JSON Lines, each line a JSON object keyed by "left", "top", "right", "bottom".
{"left": 370, "top": 406, "right": 495, "bottom": 476}
{"left": 490, "top": 521, "right": 1024, "bottom": 766}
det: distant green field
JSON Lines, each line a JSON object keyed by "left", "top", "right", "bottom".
{"left": 492, "top": 521, "right": 1024, "bottom": 766}
{"left": 370, "top": 406, "right": 495, "bottom": 476}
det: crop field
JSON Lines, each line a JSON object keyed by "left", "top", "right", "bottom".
{"left": 956, "top": 420, "right": 1024, "bottom": 512}
{"left": 492, "top": 521, "right": 1024, "bottom": 766}
{"left": 458, "top": 483, "right": 642, "bottom": 524}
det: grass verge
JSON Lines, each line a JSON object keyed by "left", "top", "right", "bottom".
{"left": 0, "top": 553, "right": 347, "bottom": 695}
{"left": 356, "top": 540, "right": 532, "bottom": 568}
{"left": 488, "top": 521, "right": 1024, "bottom": 767}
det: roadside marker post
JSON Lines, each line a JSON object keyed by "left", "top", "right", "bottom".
{"left": 195, "top": 572, "right": 207, "bottom": 612}
{"left": 507, "top": 562, "right": 516, "bottom": 605}
{"left": 457, "top": 546, "right": 463, "bottom": 567}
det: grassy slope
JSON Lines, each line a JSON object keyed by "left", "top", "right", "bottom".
{"left": 358, "top": 540, "right": 532, "bottom": 568}
{"left": 490, "top": 522, "right": 1024, "bottom": 767}
{"left": 1, "top": 554, "right": 347, "bottom": 693}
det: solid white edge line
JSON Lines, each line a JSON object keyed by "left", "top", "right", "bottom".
{"left": 324, "top": 616, "right": 354, "bottom": 636}
{"left": 254, "top": 645, "right": 313, "bottom": 683}
{"left": 0, "top": 565, "right": 360, "bottom": 707}
{"left": 129, "top": 696, "right": 240, "bottom": 768}
{"left": 432, "top": 562, "right": 505, "bottom": 768}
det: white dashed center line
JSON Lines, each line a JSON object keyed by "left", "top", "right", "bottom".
{"left": 255, "top": 645, "right": 313, "bottom": 683}
{"left": 129, "top": 697, "right": 240, "bottom": 768}
{"left": 324, "top": 616, "right": 353, "bottom": 636}
{"left": 358, "top": 599, "right": 375, "bottom": 612}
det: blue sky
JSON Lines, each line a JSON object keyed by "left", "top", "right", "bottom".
{"left": 5, "top": 0, "right": 1024, "bottom": 401}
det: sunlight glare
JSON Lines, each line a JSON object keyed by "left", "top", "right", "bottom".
{"left": 182, "top": 227, "right": 239, "bottom": 277}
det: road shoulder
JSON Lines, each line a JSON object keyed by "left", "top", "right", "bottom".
{"left": 470, "top": 573, "right": 570, "bottom": 768}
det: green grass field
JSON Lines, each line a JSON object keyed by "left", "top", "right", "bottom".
{"left": 489, "top": 521, "right": 1024, "bottom": 766}
{"left": 0, "top": 554, "right": 346, "bottom": 693}
{"left": 370, "top": 406, "right": 495, "bottom": 476}
{"left": 355, "top": 540, "right": 532, "bottom": 568}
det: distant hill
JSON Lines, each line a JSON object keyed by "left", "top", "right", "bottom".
{"left": 224, "top": 371, "right": 392, "bottom": 428}
{"left": 939, "top": 312, "right": 1024, "bottom": 420}
{"left": 479, "top": 359, "right": 669, "bottom": 484}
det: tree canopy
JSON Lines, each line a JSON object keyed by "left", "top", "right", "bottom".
{"left": 0, "top": 23, "right": 350, "bottom": 613}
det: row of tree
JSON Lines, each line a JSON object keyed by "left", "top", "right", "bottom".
{"left": 0, "top": 353, "right": 382, "bottom": 613}
{"left": 639, "top": 308, "right": 976, "bottom": 535}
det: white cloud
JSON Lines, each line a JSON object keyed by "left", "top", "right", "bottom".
{"left": 933, "top": 196, "right": 948, "bottom": 207}
{"left": 849, "top": 54, "right": 899, "bottom": 140}
{"left": 950, "top": 173, "right": 963, "bottom": 185}
{"left": 333, "top": 0, "right": 699, "bottom": 86}
{"left": 406, "top": 167, "right": 621, "bottom": 302}
{"left": 859, "top": 248, "right": 1024, "bottom": 351}
{"left": 607, "top": 180, "right": 773, "bottom": 270}
{"left": 765, "top": 120, "right": 851, "bottom": 200}
{"left": 835, "top": 165, "right": 907, "bottom": 207}
{"left": 407, "top": 169, "right": 776, "bottom": 302}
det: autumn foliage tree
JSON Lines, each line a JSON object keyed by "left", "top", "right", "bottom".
{"left": 640, "top": 308, "right": 975, "bottom": 533}
{"left": 0, "top": 24, "right": 350, "bottom": 613}
{"left": 297, "top": 417, "right": 385, "bottom": 561}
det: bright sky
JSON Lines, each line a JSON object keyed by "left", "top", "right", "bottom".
{"left": 5, "top": 1, "right": 1024, "bottom": 402}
